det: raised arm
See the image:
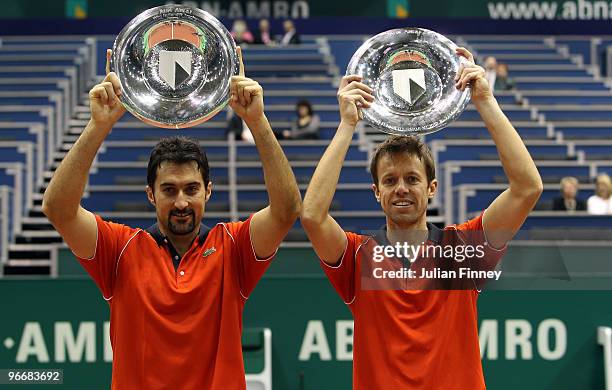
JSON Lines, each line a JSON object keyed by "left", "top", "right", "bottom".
{"left": 455, "top": 48, "right": 543, "bottom": 248}
{"left": 42, "top": 50, "right": 125, "bottom": 259}
{"left": 301, "top": 76, "right": 374, "bottom": 265}
{"left": 229, "top": 47, "right": 301, "bottom": 258}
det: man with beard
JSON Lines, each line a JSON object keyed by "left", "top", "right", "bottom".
{"left": 301, "top": 48, "right": 543, "bottom": 388}
{"left": 41, "top": 48, "right": 301, "bottom": 389}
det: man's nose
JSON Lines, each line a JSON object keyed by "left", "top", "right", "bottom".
{"left": 394, "top": 179, "right": 409, "bottom": 195}
{"left": 174, "top": 192, "right": 189, "bottom": 209}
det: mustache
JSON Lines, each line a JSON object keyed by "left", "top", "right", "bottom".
{"left": 169, "top": 209, "right": 195, "bottom": 217}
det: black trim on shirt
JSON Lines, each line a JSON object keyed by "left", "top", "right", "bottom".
{"left": 372, "top": 222, "right": 444, "bottom": 247}
{"left": 145, "top": 222, "right": 211, "bottom": 271}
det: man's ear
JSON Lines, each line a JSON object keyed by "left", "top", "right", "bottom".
{"left": 428, "top": 179, "right": 438, "bottom": 199}
{"left": 204, "top": 181, "right": 213, "bottom": 202}
{"left": 146, "top": 185, "right": 155, "bottom": 206}
{"left": 372, "top": 183, "right": 380, "bottom": 202}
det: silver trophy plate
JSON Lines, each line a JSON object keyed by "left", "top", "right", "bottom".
{"left": 346, "top": 28, "right": 471, "bottom": 135}
{"left": 112, "top": 5, "right": 239, "bottom": 129}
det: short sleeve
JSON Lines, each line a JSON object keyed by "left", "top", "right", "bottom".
{"left": 454, "top": 210, "right": 507, "bottom": 289}
{"left": 76, "top": 215, "right": 139, "bottom": 300}
{"left": 223, "top": 215, "right": 276, "bottom": 299}
{"left": 457, "top": 209, "right": 507, "bottom": 246}
{"left": 455, "top": 211, "right": 485, "bottom": 232}
{"left": 319, "top": 231, "right": 361, "bottom": 304}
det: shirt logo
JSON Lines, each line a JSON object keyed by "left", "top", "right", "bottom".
{"left": 202, "top": 247, "right": 216, "bottom": 257}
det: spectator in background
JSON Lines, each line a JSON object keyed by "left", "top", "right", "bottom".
{"left": 280, "top": 20, "right": 301, "bottom": 45}
{"left": 494, "top": 63, "right": 516, "bottom": 91}
{"left": 254, "top": 19, "right": 274, "bottom": 45}
{"left": 587, "top": 173, "right": 612, "bottom": 215}
{"left": 282, "top": 100, "right": 320, "bottom": 140}
{"left": 552, "top": 176, "right": 586, "bottom": 212}
{"left": 231, "top": 19, "right": 254, "bottom": 45}
{"left": 484, "top": 56, "right": 497, "bottom": 91}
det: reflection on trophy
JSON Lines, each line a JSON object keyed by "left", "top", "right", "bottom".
{"left": 347, "top": 28, "right": 471, "bottom": 135}
{"left": 112, "top": 5, "right": 239, "bottom": 129}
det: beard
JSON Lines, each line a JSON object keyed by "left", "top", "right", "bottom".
{"left": 168, "top": 209, "right": 196, "bottom": 235}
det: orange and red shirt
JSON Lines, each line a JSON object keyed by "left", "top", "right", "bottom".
{"left": 77, "top": 214, "right": 274, "bottom": 390}
{"left": 321, "top": 212, "right": 506, "bottom": 389}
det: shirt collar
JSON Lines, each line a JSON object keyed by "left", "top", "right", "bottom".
{"left": 146, "top": 222, "right": 211, "bottom": 247}
{"left": 373, "top": 222, "right": 444, "bottom": 246}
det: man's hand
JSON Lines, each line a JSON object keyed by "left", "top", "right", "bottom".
{"left": 337, "top": 75, "right": 374, "bottom": 127}
{"left": 454, "top": 47, "right": 494, "bottom": 103}
{"left": 89, "top": 49, "right": 126, "bottom": 129}
{"left": 229, "top": 47, "right": 265, "bottom": 124}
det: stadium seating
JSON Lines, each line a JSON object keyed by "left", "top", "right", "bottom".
{"left": 1, "top": 33, "right": 612, "bottom": 275}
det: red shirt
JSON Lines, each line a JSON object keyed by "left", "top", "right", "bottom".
{"left": 321, "top": 212, "right": 506, "bottom": 389}
{"left": 77, "top": 214, "right": 274, "bottom": 389}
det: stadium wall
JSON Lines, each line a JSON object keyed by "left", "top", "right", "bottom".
{"left": 6, "top": 0, "right": 612, "bottom": 20}
{"left": 0, "top": 247, "right": 610, "bottom": 389}
{"left": 0, "top": 17, "right": 612, "bottom": 36}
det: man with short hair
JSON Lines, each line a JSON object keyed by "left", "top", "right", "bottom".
{"left": 280, "top": 20, "right": 300, "bottom": 45}
{"left": 552, "top": 176, "right": 586, "bottom": 211}
{"left": 301, "top": 48, "right": 543, "bottom": 388}
{"left": 484, "top": 55, "right": 498, "bottom": 90}
{"left": 42, "top": 48, "right": 301, "bottom": 389}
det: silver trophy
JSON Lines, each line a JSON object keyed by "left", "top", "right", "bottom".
{"left": 112, "top": 5, "right": 239, "bottom": 129}
{"left": 347, "top": 28, "right": 471, "bottom": 135}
